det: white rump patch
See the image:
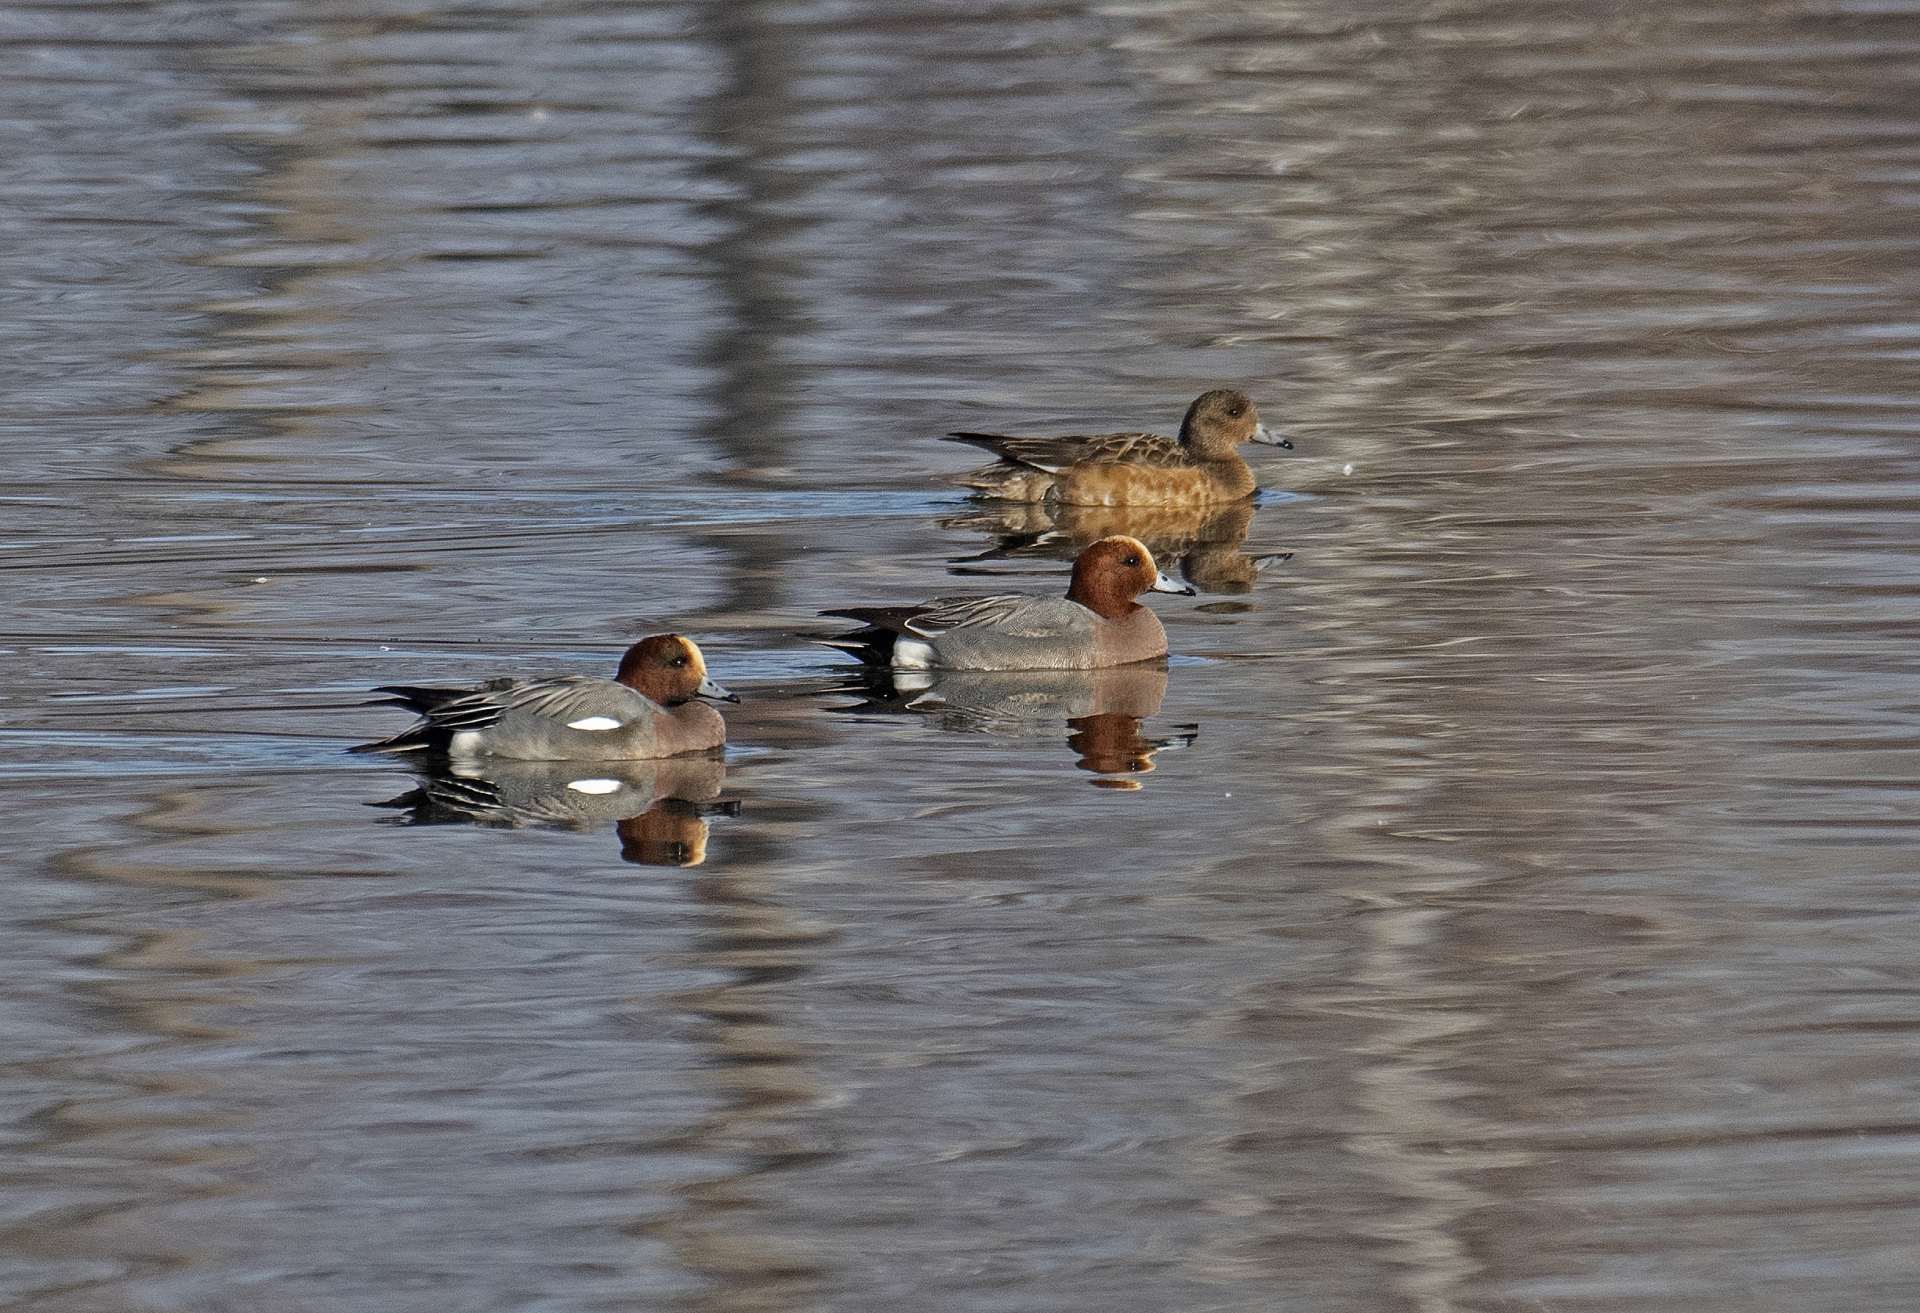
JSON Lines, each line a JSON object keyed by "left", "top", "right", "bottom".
{"left": 566, "top": 778, "right": 622, "bottom": 795}
{"left": 566, "top": 716, "right": 623, "bottom": 731}
{"left": 892, "top": 638, "right": 935, "bottom": 670}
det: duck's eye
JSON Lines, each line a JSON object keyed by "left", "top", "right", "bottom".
{"left": 669, "top": 656, "right": 686, "bottom": 668}
{"left": 1124, "top": 556, "right": 1140, "bottom": 567}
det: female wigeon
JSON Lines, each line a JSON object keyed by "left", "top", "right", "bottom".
{"left": 821, "top": 536, "right": 1194, "bottom": 671}
{"left": 945, "top": 388, "right": 1290, "bottom": 506}
{"left": 354, "top": 634, "right": 736, "bottom": 761}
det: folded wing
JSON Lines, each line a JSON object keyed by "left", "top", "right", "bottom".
{"left": 943, "top": 430, "right": 1186, "bottom": 472}
{"left": 900, "top": 594, "right": 1085, "bottom": 639}
{"left": 358, "top": 676, "right": 654, "bottom": 752}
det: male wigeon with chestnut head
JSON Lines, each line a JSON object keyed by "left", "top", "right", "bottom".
{"left": 945, "top": 388, "right": 1291, "bottom": 506}
{"left": 354, "top": 634, "right": 737, "bottom": 761}
{"left": 820, "top": 536, "right": 1194, "bottom": 670}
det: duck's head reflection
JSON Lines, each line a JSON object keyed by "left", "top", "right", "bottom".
{"left": 616, "top": 800, "right": 718, "bottom": 867}
{"left": 831, "top": 664, "right": 1196, "bottom": 787}
{"left": 371, "top": 754, "right": 734, "bottom": 866}
{"left": 943, "top": 500, "right": 1289, "bottom": 595}
{"left": 1068, "top": 713, "right": 1175, "bottom": 788}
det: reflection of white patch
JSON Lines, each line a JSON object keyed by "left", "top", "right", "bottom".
{"left": 566, "top": 716, "right": 622, "bottom": 731}
{"left": 892, "top": 638, "right": 934, "bottom": 669}
{"left": 894, "top": 670, "right": 934, "bottom": 693}
{"left": 567, "top": 778, "right": 622, "bottom": 795}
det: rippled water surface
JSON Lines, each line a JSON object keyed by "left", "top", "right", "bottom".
{"left": 5, "top": 0, "right": 1919, "bottom": 1309}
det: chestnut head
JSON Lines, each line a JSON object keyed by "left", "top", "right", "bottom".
{"left": 1066, "top": 536, "right": 1195, "bottom": 619}
{"left": 615, "top": 635, "right": 738, "bottom": 706}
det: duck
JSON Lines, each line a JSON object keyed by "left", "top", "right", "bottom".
{"left": 353, "top": 634, "right": 736, "bottom": 761}
{"left": 944, "top": 388, "right": 1291, "bottom": 506}
{"left": 820, "top": 535, "right": 1194, "bottom": 671}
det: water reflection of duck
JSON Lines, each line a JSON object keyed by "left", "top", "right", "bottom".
{"left": 944, "top": 500, "right": 1290, "bottom": 595}
{"left": 828, "top": 664, "right": 1196, "bottom": 788}
{"left": 370, "top": 755, "right": 734, "bottom": 866}
{"left": 944, "top": 389, "right": 1290, "bottom": 506}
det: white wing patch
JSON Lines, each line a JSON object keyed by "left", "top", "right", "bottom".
{"left": 567, "top": 778, "right": 623, "bottom": 795}
{"left": 566, "top": 716, "right": 623, "bottom": 731}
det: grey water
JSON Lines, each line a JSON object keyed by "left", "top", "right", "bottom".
{"left": 3, "top": 1, "right": 1919, "bottom": 1309}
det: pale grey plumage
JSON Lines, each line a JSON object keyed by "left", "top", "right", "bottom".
{"left": 357, "top": 674, "right": 726, "bottom": 760}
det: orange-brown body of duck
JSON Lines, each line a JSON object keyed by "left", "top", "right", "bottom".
{"left": 945, "top": 388, "right": 1289, "bottom": 507}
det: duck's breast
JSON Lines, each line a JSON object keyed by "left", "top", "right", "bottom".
{"left": 653, "top": 702, "right": 726, "bottom": 755}
{"left": 1089, "top": 607, "right": 1171, "bottom": 666}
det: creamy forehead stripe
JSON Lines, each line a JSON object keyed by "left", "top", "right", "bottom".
{"left": 566, "top": 716, "right": 623, "bottom": 731}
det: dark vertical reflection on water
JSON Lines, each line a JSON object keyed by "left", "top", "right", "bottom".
{"left": 691, "top": 1, "right": 810, "bottom": 487}
{"left": 679, "top": 1, "right": 812, "bottom": 627}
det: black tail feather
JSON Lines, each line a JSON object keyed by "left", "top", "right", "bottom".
{"left": 367, "top": 685, "right": 458, "bottom": 711}
{"left": 348, "top": 727, "right": 440, "bottom": 755}
{"left": 810, "top": 611, "right": 903, "bottom": 666}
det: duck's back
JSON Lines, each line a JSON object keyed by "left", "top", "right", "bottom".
{"left": 947, "top": 429, "right": 1185, "bottom": 470}
{"left": 400, "top": 676, "right": 720, "bottom": 760}
{"left": 906, "top": 596, "right": 1166, "bottom": 670}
